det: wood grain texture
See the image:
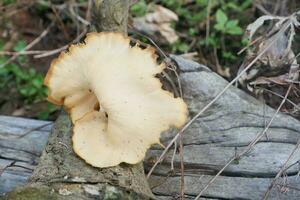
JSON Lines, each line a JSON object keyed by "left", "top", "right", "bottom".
{"left": 1, "top": 56, "right": 300, "bottom": 199}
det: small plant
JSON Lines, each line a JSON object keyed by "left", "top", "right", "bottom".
{"left": 0, "top": 60, "right": 47, "bottom": 103}
{"left": 0, "top": 39, "right": 58, "bottom": 119}
{"left": 130, "top": 0, "right": 149, "bottom": 17}
{"left": 214, "top": 9, "right": 243, "bottom": 35}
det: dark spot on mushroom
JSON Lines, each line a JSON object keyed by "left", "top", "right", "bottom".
{"left": 94, "top": 102, "right": 100, "bottom": 111}
{"left": 129, "top": 40, "right": 136, "bottom": 47}
{"left": 105, "top": 112, "right": 108, "bottom": 118}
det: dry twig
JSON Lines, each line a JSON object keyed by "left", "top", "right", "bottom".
{"left": 147, "top": 20, "right": 292, "bottom": 180}
{"left": 0, "top": 23, "right": 53, "bottom": 68}
{"left": 34, "top": 29, "right": 87, "bottom": 58}
{"left": 259, "top": 87, "right": 300, "bottom": 111}
{"left": 263, "top": 138, "right": 300, "bottom": 199}
{"left": 194, "top": 84, "right": 292, "bottom": 199}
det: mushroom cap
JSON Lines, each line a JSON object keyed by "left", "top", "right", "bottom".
{"left": 44, "top": 32, "right": 188, "bottom": 168}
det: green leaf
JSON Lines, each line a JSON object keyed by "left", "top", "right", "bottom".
{"left": 0, "top": 66, "right": 9, "bottom": 75}
{"left": 38, "top": 103, "right": 59, "bottom": 120}
{"left": 226, "top": 26, "right": 243, "bottom": 35}
{"left": 130, "top": 0, "right": 148, "bottom": 17}
{"left": 224, "top": 2, "right": 241, "bottom": 11}
{"left": 199, "top": 33, "right": 219, "bottom": 48}
{"left": 19, "top": 87, "right": 37, "bottom": 97}
{"left": 188, "top": 28, "right": 197, "bottom": 36}
{"left": 225, "top": 20, "right": 238, "bottom": 29}
{"left": 225, "top": 20, "right": 243, "bottom": 35}
{"left": 215, "top": 9, "right": 228, "bottom": 26}
{"left": 31, "top": 76, "right": 44, "bottom": 88}
{"left": 195, "top": 0, "right": 208, "bottom": 6}
{"left": 13, "top": 40, "right": 27, "bottom": 52}
{"left": 214, "top": 23, "right": 225, "bottom": 31}
{"left": 222, "top": 52, "right": 237, "bottom": 61}
{"left": 0, "top": 56, "right": 8, "bottom": 65}
{"left": 172, "top": 41, "right": 189, "bottom": 53}
{"left": 241, "top": 0, "right": 252, "bottom": 9}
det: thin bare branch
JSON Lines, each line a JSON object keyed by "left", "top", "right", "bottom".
{"left": 263, "top": 138, "right": 300, "bottom": 199}
{"left": 276, "top": 183, "right": 300, "bottom": 192}
{"left": 179, "top": 132, "right": 185, "bottom": 200}
{"left": 0, "top": 50, "right": 47, "bottom": 56}
{"left": 34, "top": 29, "right": 87, "bottom": 59}
{"left": 147, "top": 20, "right": 292, "bottom": 179}
{"left": 34, "top": 45, "right": 68, "bottom": 59}
{"left": 0, "top": 23, "right": 53, "bottom": 68}
{"left": 205, "top": 0, "right": 212, "bottom": 46}
{"left": 259, "top": 87, "right": 300, "bottom": 111}
{"left": 253, "top": 1, "right": 273, "bottom": 15}
{"left": 194, "top": 84, "right": 292, "bottom": 200}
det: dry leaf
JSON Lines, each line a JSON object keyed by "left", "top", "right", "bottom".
{"left": 249, "top": 74, "right": 290, "bottom": 86}
{"left": 133, "top": 5, "right": 179, "bottom": 44}
{"left": 180, "top": 52, "right": 199, "bottom": 61}
{"left": 246, "top": 15, "right": 285, "bottom": 41}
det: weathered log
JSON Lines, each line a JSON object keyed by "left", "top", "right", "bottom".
{"left": 145, "top": 56, "right": 300, "bottom": 199}
{"left": 1, "top": 56, "right": 300, "bottom": 199}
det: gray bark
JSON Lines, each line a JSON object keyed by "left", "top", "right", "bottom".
{"left": 91, "top": 0, "right": 132, "bottom": 33}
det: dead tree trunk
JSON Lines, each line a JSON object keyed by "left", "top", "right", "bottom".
{"left": 1, "top": 0, "right": 154, "bottom": 199}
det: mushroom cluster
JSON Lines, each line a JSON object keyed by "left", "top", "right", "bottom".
{"left": 44, "top": 32, "right": 188, "bottom": 168}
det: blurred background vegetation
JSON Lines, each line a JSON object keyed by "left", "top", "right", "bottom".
{"left": 0, "top": 0, "right": 299, "bottom": 120}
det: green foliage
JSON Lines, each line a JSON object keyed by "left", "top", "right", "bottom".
{"left": 34, "top": 0, "right": 51, "bottom": 14}
{"left": 0, "top": 40, "right": 47, "bottom": 103}
{"left": 0, "top": 38, "right": 58, "bottom": 119}
{"left": 152, "top": 0, "right": 252, "bottom": 58}
{"left": 2, "top": 0, "right": 16, "bottom": 5}
{"left": 0, "top": 60, "right": 47, "bottom": 103}
{"left": 13, "top": 39, "right": 27, "bottom": 63}
{"left": 13, "top": 40, "right": 26, "bottom": 52}
{"left": 214, "top": 9, "right": 242, "bottom": 35}
{"left": 171, "top": 40, "right": 189, "bottom": 53}
{"left": 130, "top": 0, "right": 148, "bottom": 17}
{"left": 38, "top": 103, "right": 59, "bottom": 120}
